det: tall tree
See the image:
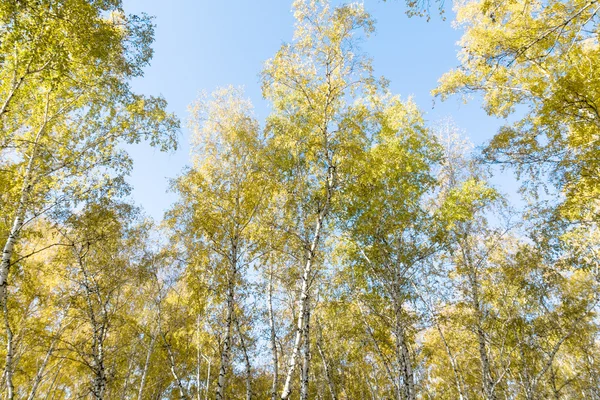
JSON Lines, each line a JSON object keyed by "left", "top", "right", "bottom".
{"left": 169, "top": 87, "right": 266, "bottom": 400}
{"left": 261, "top": 1, "right": 376, "bottom": 397}
{"left": 339, "top": 97, "right": 442, "bottom": 400}
{"left": 0, "top": 3, "right": 178, "bottom": 394}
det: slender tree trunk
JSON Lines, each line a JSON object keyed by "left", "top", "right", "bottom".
{"left": 216, "top": 281, "right": 235, "bottom": 400}
{"left": 436, "top": 323, "right": 466, "bottom": 399}
{"left": 1, "top": 108, "right": 49, "bottom": 398}
{"left": 268, "top": 265, "right": 279, "bottom": 400}
{"left": 476, "top": 322, "right": 496, "bottom": 400}
{"left": 358, "top": 302, "right": 399, "bottom": 397}
{"left": 393, "top": 302, "right": 414, "bottom": 400}
{"left": 121, "top": 342, "right": 138, "bottom": 397}
{"left": 235, "top": 317, "right": 252, "bottom": 400}
{"left": 3, "top": 300, "right": 14, "bottom": 400}
{"left": 196, "top": 315, "right": 202, "bottom": 400}
{"left": 1, "top": 149, "right": 35, "bottom": 400}
{"left": 467, "top": 263, "right": 495, "bottom": 399}
{"left": 91, "top": 325, "right": 107, "bottom": 400}
{"left": 0, "top": 105, "right": 48, "bottom": 311}
{"left": 460, "top": 230, "right": 496, "bottom": 400}
{"left": 0, "top": 73, "right": 26, "bottom": 120}
{"left": 204, "top": 357, "right": 211, "bottom": 400}
{"left": 315, "top": 319, "right": 337, "bottom": 400}
{"left": 78, "top": 248, "right": 107, "bottom": 400}
{"left": 300, "top": 306, "right": 311, "bottom": 400}
{"left": 137, "top": 328, "right": 157, "bottom": 400}
{"left": 415, "top": 280, "right": 466, "bottom": 400}
{"left": 280, "top": 167, "right": 334, "bottom": 400}
{"left": 27, "top": 335, "right": 57, "bottom": 400}
{"left": 43, "top": 362, "right": 63, "bottom": 400}
{"left": 163, "top": 332, "right": 188, "bottom": 400}
{"left": 469, "top": 269, "right": 495, "bottom": 400}
{"left": 280, "top": 236, "right": 317, "bottom": 400}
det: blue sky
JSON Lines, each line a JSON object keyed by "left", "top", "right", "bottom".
{"left": 122, "top": 0, "right": 508, "bottom": 220}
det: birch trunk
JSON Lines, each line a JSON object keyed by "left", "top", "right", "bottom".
{"left": 91, "top": 330, "right": 106, "bottom": 400}
{"left": 3, "top": 300, "right": 14, "bottom": 400}
{"left": 414, "top": 281, "right": 466, "bottom": 400}
{"left": 435, "top": 323, "right": 466, "bottom": 399}
{"left": 476, "top": 322, "right": 496, "bottom": 400}
{"left": 280, "top": 167, "right": 334, "bottom": 400}
{"left": 26, "top": 335, "right": 57, "bottom": 400}
{"left": 315, "top": 320, "right": 337, "bottom": 400}
{"left": 196, "top": 315, "right": 202, "bottom": 400}
{"left": 204, "top": 358, "right": 211, "bottom": 400}
{"left": 466, "top": 258, "right": 496, "bottom": 399}
{"left": 77, "top": 247, "right": 107, "bottom": 400}
{"left": 394, "top": 303, "right": 415, "bottom": 400}
{"left": 0, "top": 105, "right": 48, "bottom": 310}
{"left": 216, "top": 281, "right": 235, "bottom": 400}
{"left": 91, "top": 320, "right": 107, "bottom": 400}
{"left": 1, "top": 159, "right": 32, "bottom": 399}
{"left": 467, "top": 264, "right": 495, "bottom": 400}
{"left": 121, "top": 343, "right": 138, "bottom": 397}
{"left": 398, "top": 329, "right": 415, "bottom": 400}
{"left": 458, "top": 228, "right": 496, "bottom": 400}
{"left": 43, "top": 362, "right": 63, "bottom": 400}
{"left": 300, "top": 306, "right": 311, "bottom": 400}
{"left": 359, "top": 302, "right": 399, "bottom": 397}
{"left": 279, "top": 223, "right": 320, "bottom": 400}
{"left": 235, "top": 317, "right": 252, "bottom": 400}
{"left": 163, "top": 332, "right": 188, "bottom": 400}
{"left": 1, "top": 107, "right": 49, "bottom": 398}
{"left": 0, "top": 72, "right": 26, "bottom": 120}
{"left": 268, "top": 265, "right": 279, "bottom": 400}
{"left": 137, "top": 328, "right": 157, "bottom": 400}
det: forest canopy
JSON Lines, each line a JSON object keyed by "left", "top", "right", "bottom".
{"left": 0, "top": 0, "right": 598, "bottom": 399}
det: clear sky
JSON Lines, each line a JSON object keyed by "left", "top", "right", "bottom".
{"left": 122, "top": 0, "right": 508, "bottom": 220}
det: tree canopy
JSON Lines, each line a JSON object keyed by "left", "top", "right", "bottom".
{"left": 0, "top": 0, "right": 598, "bottom": 399}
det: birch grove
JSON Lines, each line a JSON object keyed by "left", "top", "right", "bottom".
{"left": 1, "top": 0, "right": 600, "bottom": 399}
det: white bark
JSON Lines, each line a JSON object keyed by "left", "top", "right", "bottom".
{"left": 76, "top": 245, "right": 107, "bottom": 400}
{"left": 393, "top": 303, "right": 415, "bottom": 400}
{"left": 137, "top": 328, "right": 157, "bottom": 400}
{"left": 415, "top": 281, "right": 466, "bottom": 400}
{"left": 316, "top": 320, "right": 337, "bottom": 400}
{"left": 459, "top": 229, "right": 496, "bottom": 400}
{"left": 235, "top": 316, "right": 252, "bottom": 400}
{"left": 280, "top": 167, "right": 334, "bottom": 400}
{"left": 163, "top": 332, "right": 188, "bottom": 400}
{"left": 26, "top": 334, "right": 58, "bottom": 400}
{"left": 467, "top": 262, "right": 496, "bottom": 400}
{"left": 1, "top": 104, "right": 49, "bottom": 398}
{"left": 121, "top": 342, "right": 138, "bottom": 397}
{"left": 300, "top": 306, "right": 311, "bottom": 400}
{"left": 268, "top": 265, "right": 279, "bottom": 400}
{"left": 358, "top": 302, "right": 399, "bottom": 397}
{"left": 196, "top": 315, "right": 202, "bottom": 400}
{"left": 3, "top": 301, "right": 14, "bottom": 400}
{"left": 0, "top": 67, "right": 27, "bottom": 120}
{"left": 0, "top": 102, "right": 49, "bottom": 309}
{"left": 204, "top": 357, "right": 211, "bottom": 400}
{"left": 279, "top": 223, "right": 320, "bottom": 400}
{"left": 216, "top": 281, "right": 235, "bottom": 400}
{"left": 437, "top": 320, "right": 466, "bottom": 399}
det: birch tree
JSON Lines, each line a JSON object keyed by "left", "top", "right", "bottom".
{"left": 169, "top": 87, "right": 266, "bottom": 400}
{"left": 0, "top": 3, "right": 179, "bottom": 394}
{"left": 262, "top": 2, "right": 375, "bottom": 397}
